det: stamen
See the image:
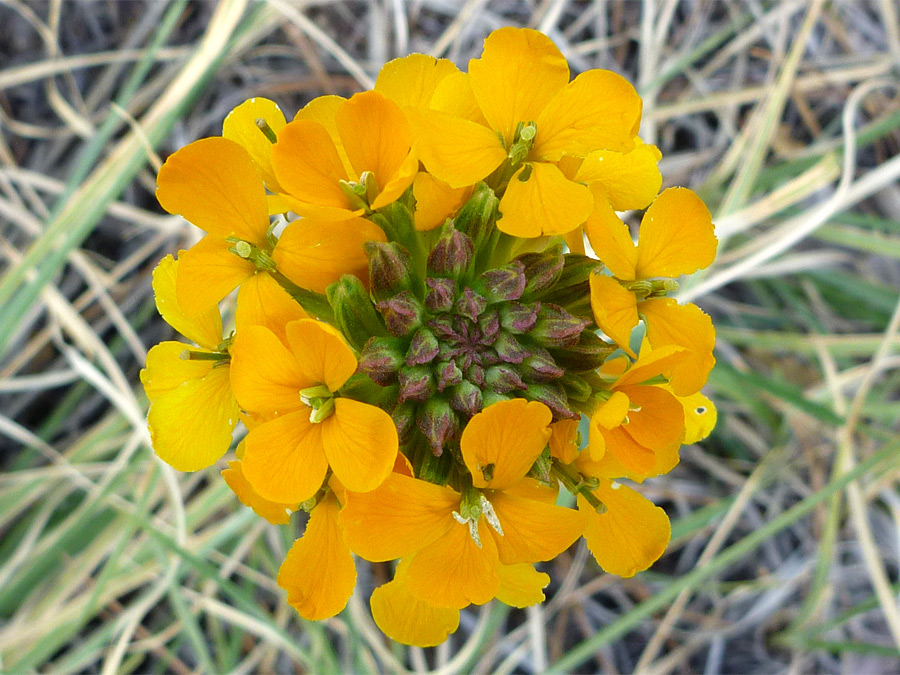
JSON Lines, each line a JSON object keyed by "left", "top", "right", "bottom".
{"left": 480, "top": 495, "right": 503, "bottom": 537}
{"left": 255, "top": 118, "right": 277, "bottom": 143}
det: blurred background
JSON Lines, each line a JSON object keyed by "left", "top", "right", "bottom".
{"left": 1, "top": 0, "right": 900, "bottom": 672}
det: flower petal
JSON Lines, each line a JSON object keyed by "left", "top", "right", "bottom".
{"left": 489, "top": 491, "right": 584, "bottom": 564}
{"left": 469, "top": 27, "right": 568, "bottom": 146}
{"left": 277, "top": 492, "right": 356, "bottom": 620}
{"left": 175, "top": 236, "right": 256, "bottom": 317}
{"left": 141, "top": 341, "right": 214, "bottom": 399}
{"left": 370, "top": 149, "right": 418, "bottom": 210}
{"left": 640, "top": 298, "right": 716, "bottom": 395}
{"left": 235, "top": 272, "right": 308, "bottom": 343}
{"left": 147, "top": 364, "right": 237, "bottom": 471}
{"left": 593, "top": 390, "right": 630, "bottom": 430}
{"left": 429, "top": 71, "right": 486, "bottom": 123}
{"left": 241, "top": 410, "right": 328, "bottom": 503}
{"left": 340, "top": 472, "right": 459, "bottom": 562}
{"left": 575, "top": 139, "right": 662, "bottom": 211}
{"left": 272, "top": 119, "right": 352, "bottom": 209}
{"left": 321, "top": 397, "right": 397, "bottom": 493}
{"left": 152, "top": 255, "right": 221, "bottom": 349}
{"left": 495, "top": 563, "right": 550, "bottom": 608}
{"left": 406, "top": 519, "right": 499, "bottom": 608}
{"left": 617, "top": 384, "right": 684, "bottom": 453}
{"left": 578, "top": 480, "right": 670, "bottom": 577}
{"left": 412, "top": 173, "right": 472, "bottom": 231}
{"left": 589, "top": 273, "right": 639, "bottom": 357}
{"left": 222, "top": 459, "right": 297, "bottom": 525}
{"left": 677, "top": 391, "right": 717, "bottom": 443}
{"left": 273, "top": 217, "right": 386, "bottom": 293}
{"left": 230, "top": 325, "right": 308, "bottom": 415}
{"left": 583, "top": 185, "right": 638, "bottom": 279}
{"left": 549, "top": 419, "right": 580, "bottom": 464}
{"left": 461, "top": 399, "right": 552, "bottom": 491}
{"left": 156, "top": 137, "right": 269, "bottom": 242}
{"left": 293, "top": 95, "right": 351, "bottom": 174}
{"left": 222, "top": 97, "right": 286, "bottom": 191}
{"left": 601, "top": 426, "right": 656, "bottom": 476}
{"left": 371, "top": 560, "right": 460, "bottom": 646}
{"left": 498, "top": 162, "right": 593, "bottom": 237}
{"left": 375, "top": 54, "right": 460, "bottom": 110}
{"left": 534, "top": 69, "right": 641, "bottom": 160}
{"left": 635, "top": 188, "right": 717, "bottom": 279}
{"left": 285, "top": 319, "right": 357, "bottom": 392}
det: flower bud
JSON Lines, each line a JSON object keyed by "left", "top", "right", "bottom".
{"left": 448, "top": 380, "right": 482, "bottom": 416}
{"left": 398, "top": 365, "right": 435, "bottom": 403}
{"left": 493, "top": 331, "right": 527, "bottom": 364}
{"left": 453, "top": 181, "right": 499, "bottom": 249}
{"left": 425, "top": 277, "right": 456, "bottom": 312}
{"left": 549, "top": 331, "right": 615, "bottom": 372}
{"left": 417, "top": 397, "right": 458, "bottom": 455}
{"left": 465, "top": 363, "right": 485, "bottom": 387}
{"left": 477, "top": 308, "right": 500, "bottom": 342}
{"left": 392, "top": 400, "right": 417, "bottom": 445}
{"left": 531, "top": 304, "right": 589, "bottom": 348}
{"left": 435, "top": 360, "right": 463, "bottom": 392}
{"left": 326, "top": 274, "right": 386, "bottom": 351}
{"left": 499, "top": 301, "right": 539, "bottom": 334}
{"left": 485, "top": 365, "right": 528, "bottom": 394}
{"left": 522, "top": 382, "right": 577, "bottom": 420}
{"left": 478, "top": 261, "right": 526, "bottom": 302}
{"left": 561, "top": 372, "right": 592, "bottom": 402}
{"left": 455, "top": 287, "right": 487, "bottom": 323}
{"left": 428, "top": 227, "right": 474, "bottom": 279}
{"left": 365, "top": 241, "right": 414, "bottom": 300}
{"left": 517, "top": 245, "right": 564, "bottom": 297}
{"left": 527, "top": 448, "right": 553, "bottom": 483}
{"left": 519, "top": 346, "right": 565, "bottom": 381}
{"left": 358, "top": 336, "right": 406, "bottom": 385}
{"left": 482, "top": 390, "right": 512, "bottom": 408}
{"left": 406, "top": 328, "right": 439, "bottom": 366}
{"left": 376, "top": 291, "right": 424, "bottom": 337}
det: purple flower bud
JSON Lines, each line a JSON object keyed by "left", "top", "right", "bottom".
{"left": 406, "top": 328, "right": 439, "bottom": 366}
{"left": 479, "top": 261, "right": 526, "bottom": 302}
{"left": 550, "top": 331, "right": 616, "bottom": 372}
{"left": 485, "top": 365, "right": 528, "bottom": 394}
{"left": 358, "top": 336, "right": 406, "bottom": 385}
{"left": 435, "top": 360, "right": 463, "bottom": 392}
{"left": 417, "top": 397, "right": 459, "bottom": 455}
{"left": 493, "top": 331, "right": 527, "bottom": 364}
{"left": 477, "top": 309, "right": 500, "bottom": 342}
{"left": 516, "top": 245, "right": 564, "bottom": 297}
{"left": 392, "top": 400, "right": 417, "bottom": 445}
{"left": 561, "top": 372, "right": 592, "bottom": 402}
{"left": 455, "top": 287, "right": 487, "bottom": 323}
{"left": 376, "top": 291, "right": 423, "bottom": 337}
{"left": 519, "top": 346, "right": 565, "bottom": 381}
{"left": 398, "top": 365, "right": 435, "bottom": 403}
{"left": 530, "top": 304, "right": 589, "bottom": 348}
{"left": 365, "top": 241, "right": 414, "bottom": 300}
{"left": 465, "top": 363, "right": 485, "bottom": 387}
{"left": 499, "top": 301, "right": 539, "bottom": 334}
{"left": 327, "top": 274, "right": 386, "bottom": 351}
{"left": 522, "top": 382, "right": 578, "bottom": 420}
{"left": 428, "top": 228, "right": 474, "bottom": 278}
{"left": 448, "top": 380, "right": 482, "bottom": 416}
{"left": 425, "top": 277, "right": 456, "bottom": 312}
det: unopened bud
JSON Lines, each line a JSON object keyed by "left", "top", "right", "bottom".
{"left": 478, "top": 261, "right": 526, "bottom": 302}
{"left": 499, "top": 301, "right": 539, "bottom": 334}
{"left": 365, "top": 241, "right": 414, "bottom": 300}
{"left": 398, "top": 365, "right": 435, "bottom": 403}
{"left": 425, "top": 277, "right": 456, "bottom": 312}
{"left": 517, "top": 245, "right": 565, "bottom": 298}
{"left": 327, "top": 274, "right": 386, "bottom": 351}
{"left": 406, "top": 328, "right": 439, "bottom": 366}
{"left": 485, "top": 365, "right": 528, "bottom": 394}
{"left": 376, "top": 291, "right": 424, "bottom": 337}
{"left": 453, "top": 182, "right": 499, "bottom": 248}
{"left": 435, "top": 360, "right": 463, "bottom": 392}
{"left": 561, "top": 372, "right": 592, "bottom": 402}
{"left": 448, "top": 380, "right": 483, "bottom": 416}
{"left": 493, "top": 331, "right": 527, "bottom": 364}
{"left": 417, "top": 397, "right": 458, "bottom": 455}
{"left": 527, "top": 448, "right": 553, "bottom": 483}
{"left": 455, "top": 287, "right": 487, "bottom": 323}
{"left": 523, "top": 382, "right": 577, "bottom": 420}
{"left": 531, "top": 304, "right": 589, "bottom": 348}
{"left": 520, "top": 347, "right": 565, "bottom": 381}
{"left": 358, "top": 337, "right": 406, "bottom": 386}
{"left": 392, "top": 400, "right": 417, "bottom": 445}
{"left": 549, "top": 331, "right": 615, "bottom": 372}
{"left": 428, "top": 227, "right": 474, "bottom": 279}
{"left": 477, "top": 309, "right": 500, "bottom": 342}
{"left": 465, "top": 363, "right": 485, "bottom": 387}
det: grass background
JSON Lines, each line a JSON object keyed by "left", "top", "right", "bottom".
{"left": 1, "top": 0, "right": 899, "bottom": 672}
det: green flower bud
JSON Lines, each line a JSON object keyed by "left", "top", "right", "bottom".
{"left": 327, "top": 274, "right": 387, "bottom": 351}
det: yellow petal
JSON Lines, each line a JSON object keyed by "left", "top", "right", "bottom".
{"left": 235, "top": 272, "right": 308, "bottom": 344}
{"left": 640, "top": 298, "right": 716, "bottom": 396}
{"left": 461, "top": 399, "right": 552, "bottom": 490}
{"left": 375, "top": 53, "right": 459, "bottom": 110}
{"left": 230, "top": 325, "right": 308, "bottom": 415}
{"left": 589, "top": 273, "right": 639, "bottom": 357}
{"left": 406, "top": 108, "right": 505, "bottom": 188}
{"left": 412, "top": 173, "right": 472, "bottom": 231}
{"left": 241, "top": 410, "right": 329, "bottom": 503}
{"left": 371, "top": 561, "right": 460, "bottom": 647}
{"left": 549, "top": 419, "right": 580, "bottom": 464}
{"left": 534, "top": 69, "right": 641, "bottom": 160}
{"left": 429, "top": 71, "right": 486, "bottom": 123}
{"left": 285, "top": 319, "right": 357, "bottom": 392}
{"left": 340, "top": 472, "right": 459, "bottom": 562}
{"left": 583, "top": 184, "right": 638, "bottom": 279}
{"left": 151, "top": 255, "right": 221, "bottom": 349}
{"left": 147, "top": 365, "right": 237, "bottom": 472}
{"left": 321, "top": 398, "right": 397, "bottom": 494}
{"left": 498, "top": 163, "right": 593, "bottom": 238}
{"left": 293, "top": 95, "right": 351, "bottom": 174}
{"left": 273, "top": 217, "right": 386, "bottom": 294}
{"left": 488, "top": 491, "right": 584, "bottom": 565}
{"left": 175, "top": 236, "right": 256, "bottom": 317}
{"left": 267, "top": 193, "right": 293, "bottom": 215}
{"left": 222, "top": 97, "right": 287, "bottom": 191}
{"left": 156, "top": 137, "right": 269, "bottom": 243}
{"left": 277, "top": 492, "right": 356, "bottom": 620}
{"left": 618, "top": 384, "right": 684, "bottom": 454}
{"left": 575, "top": 139, "right": 662, "bottom": 211}
{"left": 578, "top": 480, "right": 670, "bottom": 577}
{"left": 676, "top": 391, "right": 717, "bottom": 444}
{"left": 222, "top": 460, "right": 297, "bottom": 525}
{"left": 615, "top": 343, "right": 687, "bottom": 388}
{"left": 495, "top": 563, "right": 550, "bottom": 608}
{"left": 272, "top": 119, "right": 352, "bottom": 210}
{"left": 406, "top": 520, "right": 499, "bottom": 609}
{"left": 593, "top": 390, "right": 630, "bottom": 429}
{"left": 141, "top": 341, "right": 214, "bottom": 400}
{"left": 469, "top": 27, "right": 569, "bottom": 146}
{"left": 634, "top": 188, "right": 717, "bottom": 279}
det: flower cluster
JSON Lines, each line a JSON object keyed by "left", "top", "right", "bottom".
{"left": 142, "top": 27, "right": 717, "bottom": 646}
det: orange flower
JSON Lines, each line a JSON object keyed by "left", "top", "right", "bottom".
{"left": 222, "top": 458, "right": 298, "bottom": 525}
{"left": 229, "top": 318, "right": 398, "bottom": 504}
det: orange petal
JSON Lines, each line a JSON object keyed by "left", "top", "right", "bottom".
{"left": 321, "top": 397, "right": 397, "bottom": 493}
{"left": 496, "top": 563, "right": 550, "bottom": 608}
{"left": 406, "top": 519, "right": 499, "bottom": 609}
{"left": 429, "top": 71, "right": 486, "bottom": 123}
{"left": 141, "top": 341, "right": 215, "bottom": 400}
{"left": 412, "top": 173, "right": 472, "bottom": 231}
{"left": 574, "top": 139, "right": 662, "bottom": 211}
{"left": 370, "top": 149, "right": 419, "bottom": 210}
{"left": 235, "top": 272, "right": 308, "bottom": 343}
{"left": 406, "top": 108, "right": 505, "bottom": 188}
{"left": 469, "top": 27, "right": 569, "bottom": 146}
{"left": 640, "top": 298, "right": 716, "bottom": 395}
{"left": 272, "top": 119, "right": 352, "bottom": 209}
{"left": 371, "top": 560, "right": 459, "bottom": 646}
{"left": 600, "top": 426, "right": 657, "bottom": 476}
{"left": 498, "top": 163, "right": 593, "bottom": 237}
{"left": 635, "top": 188, "right": 717, "bottom": 279}
{"left": 156, "top": 137, "right": 269, "bottom": 242}
{"left": 147, "top": 365, "right": 237, "bottom": 472}
{"left": 375, "top": 54, "right": 459, "bottom": 110}
{"left": 285, "top": 319, "right": 357, "bottom": 392}
{"left": 618, "top": 384, "right": 684, "bottom": 453}
{"left": 152, "top": 255, "right": 222, "bottom": 349}
{"left": 222, "top": 460, "right": 297, "bottom": 525}
{"left": 273, "top": 217, "right": 386, "bottom": 293}
{"left": 578, "top": 480, "right": 670, "bottom": 577}
{"left": 488, "top": 491, "right": 584, "bottom": 565}
{"left": 222, "top": 97, "right": 287, "bottom": 191}
{"left": 676, "top": 391, "right": 717, "bottom": 444}
{"left": 175, "top": 236, "right": 256, "bottom": 317}
{"left": 293, "top": 95, "right": 351, "bottom": 174}
{"left": 242, "top": 410, "right": 328, "bottom": 503}
{"left": 504, "top": 477, "right": 560, "bottom": 504}
{"left": 615, "top": 343, "right": 687, "bottom": 388}
{"left": 339, "top": 472, "right": 459, "bottom": 562}
{"left": 461, "top": 399, "right": 552, "bottom": 491}
{"left": 583, "top": 184, "right": 638, "bottom": 279}
{"left": 534, "top": 69, "right": 641, "bottom": 160}
{"left": 589, "top": 273, "right": 639, "bottom": 357}
{"left": 230, "top": 325, "right": 308, "bottom": 415}
{"left": 278, "top": 492, "right": 356, "bottom": 620}
{"left": 593, "top": 390, "right": 630, "bottom": 430}
{"left": 549, "top": 419, "right": 580, "bottom": 464}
